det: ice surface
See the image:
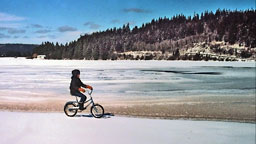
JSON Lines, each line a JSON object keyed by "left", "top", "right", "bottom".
{"left": 0, "top": 111, "right": 255, "bottom": 144}
{"left": 0, "top": 58, "right": 255, "bottom": 100}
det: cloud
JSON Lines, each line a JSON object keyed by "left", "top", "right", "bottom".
{"left": 31, "top": 24, "right": 43, "bottom": 28}
{"left": 0, "top": 25, "right": 26, "bottom": 34}
{"left": 111, "top": 19, "right": 120, "bottom": 24}
{"left": 23, "top": 36, "right": 29, "bottom": 38}
{"left": 0, "top": 12, "right": 26, "bottom": 21}
{"left": 84, "top": 22, "right": 101, "bottom": 29}
{"left": 48, "top": 35, "right": 56, "bottom": 39}
{"left": 0, "top": 23, "right": 22, "bottom": 29}
{"left": 0, "top": 33, "right": 10, "bottom": 38}
{"left": 123, "top": 8, "right": 152, "bottom": 13}
{"left": 37, "top": 34, "right": 56, "bottom": 39}
{"left": 37, "top": 35, "right": 47, "bottom": 38}
{"left": 13, "top": 36, "right": 19, "bottom": 39}
{"left": 127, "top": 21, "right": 136, "bottom": 26}
{"left": 58, "top": 26, "right": 77, "bottom": 32}
{"left": 34, "top": 29, "right": 51, "bottom": 34}
{"left": 0, "top": 27, "right": 8, "bottom": 31}
{"left": 7, "top": 29, "right": 26, "bottom": 34}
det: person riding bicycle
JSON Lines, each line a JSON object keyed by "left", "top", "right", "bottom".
{"left": 70, "top": 69, "right": 93, "bottom": 110}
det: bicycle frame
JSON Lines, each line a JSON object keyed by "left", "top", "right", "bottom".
{"left": 72, "top": 89, "right": 95, "bottom": 110}
{"left": 64, "top": 89, "right": 104, "bottom": 118}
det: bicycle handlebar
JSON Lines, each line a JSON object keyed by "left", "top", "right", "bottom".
{"left": 89, "top": 89, "right": 93, "bottom": 95}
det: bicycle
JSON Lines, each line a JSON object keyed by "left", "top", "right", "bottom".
{"left": 64, "top": 89, "right": 104, "bottom": 118}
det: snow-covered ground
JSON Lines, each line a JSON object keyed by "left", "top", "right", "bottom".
{"left": 0, "top": 111, "right": 255, "bottom": 144}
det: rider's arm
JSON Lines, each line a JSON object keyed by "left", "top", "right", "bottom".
{"left": 86, "top": 85, "right": 93, "bottom": 90}
{"left": 78, "top": 78, "right": 88, "bottom": 88}
{"left": 78, "top": 79, "right": 93, "bottom": 90}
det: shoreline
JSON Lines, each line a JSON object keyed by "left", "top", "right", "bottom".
{"left": 2, "top": 57, "right": 256, "bottom": 62}
{"left": 0, "top": 109, "right": 254, "bottom": 124}
{"left": 1, "top": 95, "right": 254, "bottom": 123}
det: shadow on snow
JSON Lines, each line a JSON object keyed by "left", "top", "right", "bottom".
{"left": 75, "top": 112, "right": 115, "bottom": 119}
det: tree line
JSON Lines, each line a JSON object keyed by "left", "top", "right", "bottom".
{"left": 0, "top": 44, "right": 37, "bottom": 57}
{"left": 33, "top": 9, "right": 256, "bottom": 60}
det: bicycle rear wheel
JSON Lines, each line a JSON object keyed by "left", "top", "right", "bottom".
{"left": 64, "top": 102, "right": 78, "bottom": 117}
{"left": 91, "top": 104, "right": 104, "bottom": 118}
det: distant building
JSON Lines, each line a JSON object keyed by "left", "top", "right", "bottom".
{"left": 37, "top": 55, "right": 46, "bottom": 59}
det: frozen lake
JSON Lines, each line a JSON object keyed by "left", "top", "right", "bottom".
{"left": 0, "top": 58, "right": 255, "bottom": 100}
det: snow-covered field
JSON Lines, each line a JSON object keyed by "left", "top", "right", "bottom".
{"left": 0, "top": 111, "right": 255, "bottom": 144}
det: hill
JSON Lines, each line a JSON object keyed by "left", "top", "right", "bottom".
{"left": 33, "top": 9, "right": 256, "bottom": 61}
{"left": 0, "top": 44, "right": 38, "bottom": 57}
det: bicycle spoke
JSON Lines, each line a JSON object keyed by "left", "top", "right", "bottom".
{"left": 94, "top": 107, "right": 99, "bottom": 113}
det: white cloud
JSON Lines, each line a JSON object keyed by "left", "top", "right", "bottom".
{"left": 0, "top": 12, "right": 26, "bottom": 21}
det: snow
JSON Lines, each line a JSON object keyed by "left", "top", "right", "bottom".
{"left": 0, "top": 111, "right": 255, "bottom": 144}
{"left": 0, "top": 57, "right": 255, "bottom": 68}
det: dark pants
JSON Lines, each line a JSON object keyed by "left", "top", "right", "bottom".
{"left": 72, "top": 92, "right": 86, "bottom": 109}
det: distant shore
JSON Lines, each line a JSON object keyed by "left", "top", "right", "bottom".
{"left": 0, "top": 95, "right": 255, "bottom": 123}
{"left": 1, "top": 56, "right": 256, "bottom": 62}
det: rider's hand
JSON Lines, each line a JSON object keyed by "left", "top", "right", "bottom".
{"left": 78, "top": 88, "right": 85, "bottom": 93}
{"left": 86, "top": 85, "right": 93, "bottom": 90}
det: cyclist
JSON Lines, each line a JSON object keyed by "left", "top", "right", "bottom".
{"left": 70, "top": 69, "right": 93, "bottom": 110}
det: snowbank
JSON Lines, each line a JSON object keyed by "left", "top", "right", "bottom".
{"left": 0, "top": 111, "right": 255, "bottom": 144}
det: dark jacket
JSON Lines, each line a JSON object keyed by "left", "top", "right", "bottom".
{"left": 70, "top": 77, "right": 87, "bottom": 95}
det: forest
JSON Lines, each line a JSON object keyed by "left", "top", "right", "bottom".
{"left": 33, "top": 9, "right": 256, "bottom": 60}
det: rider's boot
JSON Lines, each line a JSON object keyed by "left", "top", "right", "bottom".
{"left": 78, "top": 102, "right": 84, "bottom": 110}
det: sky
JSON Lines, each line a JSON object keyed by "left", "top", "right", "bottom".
{"left": 0, "top": 0, "right": 255, "bottom": 44}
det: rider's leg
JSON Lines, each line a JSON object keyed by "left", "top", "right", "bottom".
{"left": 74, "top": 92, "right": 87, "bottom": 109}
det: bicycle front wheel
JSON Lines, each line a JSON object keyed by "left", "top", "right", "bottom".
{"left": 91, "top": 104, "right": 104, "bottom": 118}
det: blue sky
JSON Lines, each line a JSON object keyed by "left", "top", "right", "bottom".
{"left": 0, "top": 0, "right": 254, "bottom": 44}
